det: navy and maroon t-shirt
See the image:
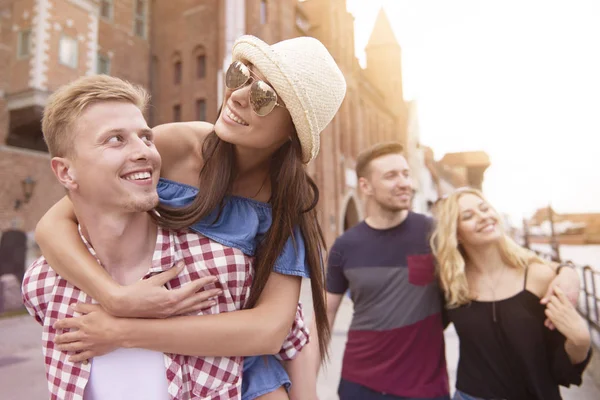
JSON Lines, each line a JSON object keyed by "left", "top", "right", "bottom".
{"left": 326, "top": 212, "right": 449, "bottom": 398}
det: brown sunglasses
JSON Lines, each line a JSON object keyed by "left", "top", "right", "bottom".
{"left": 225, "top": 61, "right": 285, "bottom": 117}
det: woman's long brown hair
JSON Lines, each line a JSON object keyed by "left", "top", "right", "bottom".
{"left": 152, "top": 131, "right": 330, "bottom": 360}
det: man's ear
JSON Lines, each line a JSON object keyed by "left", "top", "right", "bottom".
{"left": 358, "top": 176, "right": 373, "bottom": 196}
{"left": 50, "top": 157, "right": 77, "bottom": 191}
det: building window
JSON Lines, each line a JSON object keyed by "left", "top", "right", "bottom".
{"left": 134, "top": 0, "right": 147, "bottom": 38}
{"left": 100, "top": 0, "right": 113, "bottom": 20}
{"left": 196, "top": 55, "right": 206, "bottom": 79}
{"left": 17, "top": 30, "right": 31, "bottom": 59}
{"left": 174, "top": 61, "right": 182, "bottom": 84}
{"left": 196, "top": 99, "right": 206, "bottom": 121}
{"left": 59, "top": 35, "right": 78, "bottom": 68}
{"left": 97, "top": 53, "right": 111, "bottom": 74}
{"left": 173, "top": 104, "right": 181, "bottom": 122}
{"left": 260, "top": 0, "right": 268, "bottom": 24}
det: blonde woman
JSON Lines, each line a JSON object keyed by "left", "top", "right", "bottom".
{"left": 430, "top": 188, "right": 591, "bottom": 400}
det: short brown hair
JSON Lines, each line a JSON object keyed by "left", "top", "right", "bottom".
{"left": 355, "top": 141, "right": 404, "bottom": 178}
{"left": 42, "top": 75, "right": 149, "bottom": 157}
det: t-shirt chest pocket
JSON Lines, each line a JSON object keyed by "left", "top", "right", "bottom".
{"left": 407, "top": 253, "right": 435, "bottom": 286}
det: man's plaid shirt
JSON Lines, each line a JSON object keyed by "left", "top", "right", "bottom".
{"left": 22, "top": 227, "right": 309, "bottom": 400}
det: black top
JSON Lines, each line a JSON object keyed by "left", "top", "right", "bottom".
{"left": 447, "top": 268, "right": 591, "bottom": 400}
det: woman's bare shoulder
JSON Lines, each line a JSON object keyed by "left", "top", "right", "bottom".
{"left": 153, "top": 122, "right": 214, "bottom": 173}
{"left": 526, "top": 262, "right": 555, "bottom": 298}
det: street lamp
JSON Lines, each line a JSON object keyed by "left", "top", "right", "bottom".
{"left": 14, "top": 176, "right": 37, "bottom": 210}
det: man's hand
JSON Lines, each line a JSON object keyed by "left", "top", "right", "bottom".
{"left": 106, "top": 262, "right": 222, "bottom": 318}
{"left": 540, "top": 265, "right": 580, "bottom": 330}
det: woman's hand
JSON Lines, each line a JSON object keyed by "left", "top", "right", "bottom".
{"left": 54, "top": 304, "right": 124, "bottom": 362}
{"left": 540, "top": 266, "right": 580, "bottom": 329}
{"left": 544, "top": 287, "right": 591, "bottom": 363}
{"left": 107, "top": 262, "right": 221, "bottom": 318}
{"left": 54, "top": 276, "right": 222, "bottom": 363}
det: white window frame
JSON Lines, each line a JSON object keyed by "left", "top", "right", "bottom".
{"left": 59, "top": 35, "right": 79, "bottom": 69}
{"left": 133, "top": 0, "right": 148, "bottom": 38}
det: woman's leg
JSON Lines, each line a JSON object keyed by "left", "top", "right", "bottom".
{"left": 254, "top": 386, "right": 289, "bottom": 400}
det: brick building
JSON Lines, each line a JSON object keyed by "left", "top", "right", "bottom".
{"left": 0, "top": 0, "right": 409, "bottom": 247}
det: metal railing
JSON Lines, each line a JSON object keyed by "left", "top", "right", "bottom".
{"left": 581, "top": 265, "right": 600, "bottom": 334}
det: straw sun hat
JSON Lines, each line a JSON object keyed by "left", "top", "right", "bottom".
{"left": 232, "top": 35, "right": 346, "bottom": 164}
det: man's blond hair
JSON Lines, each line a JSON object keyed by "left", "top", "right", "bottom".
{"left": 355, "top": 141, "right": 405, "bottom": 179}
{"left": 42, "top": 74, "right": 150, "bottom": 157}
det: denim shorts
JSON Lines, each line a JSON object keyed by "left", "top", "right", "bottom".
{"left": 453, "top": 390, "right": 504, "bottom": 400}
{"left": 242, "top": 355, "right": 291, "bottom": 400}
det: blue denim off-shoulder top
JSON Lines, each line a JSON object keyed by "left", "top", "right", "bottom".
{"left": 157, "top": 178, "right": 310, "bottom": 278}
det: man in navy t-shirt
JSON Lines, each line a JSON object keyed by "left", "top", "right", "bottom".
{"left": 310, "top": 142, "right": 450, "bottom": 400}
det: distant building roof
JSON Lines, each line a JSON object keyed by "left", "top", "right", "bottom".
{"left": 439, "top": 151, "right": 490, "bottom": 168}
{"left": 366, "top": 8, "right": 399, "bottom": 49}
{"left": 422, "top": 146, "right": 469, "bottom": 188}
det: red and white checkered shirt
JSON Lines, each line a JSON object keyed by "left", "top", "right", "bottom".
{"left": 22, "top": 227, "right": 309, "bottom": 400}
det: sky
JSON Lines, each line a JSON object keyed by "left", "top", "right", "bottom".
{"left": 345, "top": 0, "right": 600, "bottom": 222}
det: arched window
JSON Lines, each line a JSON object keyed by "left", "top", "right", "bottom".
{"left": 174, "top": 60, "right": 182, "bottom": 85}
{"left": 172, "top": 52, "right": 182, "bottom": 85}
{"left": 193, "top": 46, "right": 207, "bottom": 79}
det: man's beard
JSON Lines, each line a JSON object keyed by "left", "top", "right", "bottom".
{"left": 377, "top": 200, "right": 410, "bottom": 214}
{"left": 123, "top": 193, "right": 160, "bottom": 213}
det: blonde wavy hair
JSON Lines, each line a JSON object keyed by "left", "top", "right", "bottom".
{"left": 430, "top": 188, "right": 544, "bottom": 308}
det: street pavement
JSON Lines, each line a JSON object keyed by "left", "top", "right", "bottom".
{"left": 0, "top": 315, "right": 48, "bottom": 400}
{"left": 1, "top": 279, "right": 598, "bottom": 399}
